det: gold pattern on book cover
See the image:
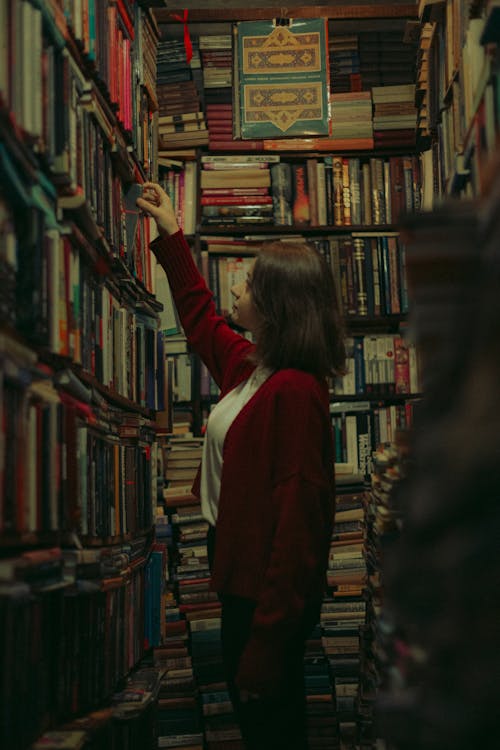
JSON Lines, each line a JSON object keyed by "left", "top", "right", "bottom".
{"left": 241, "top": 27, "right": 325, "bottom": 133}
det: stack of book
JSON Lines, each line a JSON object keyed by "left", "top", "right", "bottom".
{"left": 163, "top": 438, "right": 239, "bottom": 748}
{"left": 32, "top": 667, "right": 163, "bottom": 750}
{"left": 199, "top": 34, "right": 233, "bottom": 92}
{"left": 358, "top": 30, "right": 418, "bottom": 89}
{"left": 158, "top": 111, "right": 209, "bottom": 152}
{"left": 200, "top": 155, "right": 274, "bottom": 226}
{"left": 416, "top": 22, "right": 434, "bottom": 140}
{"left": 155, "top": 632, "right": 203, "bottom": 750}
{"left": 329, "top": 91, "right": 374, "bottom": 145}
{"left": 323, "top": 474, "right": 369, "bottom": 748}
{"left": 199, "top": 33, "right": 264, "bottom": 151}
{"left": 156, "top": 77, "right": 206, "bottom": 155}
{"left": 199, "top": 32, "right": 233, "bottom": 148}
{"left": 156, "top": 39, "right": 208, "bottom": 152}
{"left": 329, "top": 34, "right": 361, "bottom": 93}
{"left": 372, "top": 84, "right": 418, "bottom": 149}
{"left": 156, "top": 78, "right": 202, "bottom": 120}
{"left": 191, "top": 616, "right": 243, "bottom": 750}
{"left": 156, "top": 38, "right": 207, "bottom": 152}
{"left": 144, "top": 543, "right": 168, "bottom": 650}
{"left": 155, "top": 434, "right": 207, "bottom": 749}
{"left": 304, "top": 624, "right": 338, "bottom": 749}
{"left": 111, "top": 667, "right": 163, "bottom": 747}
{"left": 205, "top": 103, "right": 235, "bottom": 150}
{"left": 364, "top": 441, "right": 404, "bottom": 742}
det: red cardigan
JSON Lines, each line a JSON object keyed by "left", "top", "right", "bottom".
{"left": 152, "top": 230, "right": 335, "bottom": 696}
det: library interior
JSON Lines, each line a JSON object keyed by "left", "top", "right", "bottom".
{"left": 1, "top": 1, "right": 499, "bottom": 749}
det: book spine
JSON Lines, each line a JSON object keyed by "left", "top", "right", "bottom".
{"left": 291, "top": 162, "right": 311, "bottom": 225}
{"left": 342, "top": 158, "right": 352, "bottom": 226}
{"left": 349, "top": 158, "right": 361, "bottom": 225}
{"left": 332, "top": 156, "right": 344, "bottom": 226}
{"left": 394, "top": 336, "right": 411, "bottom": 394}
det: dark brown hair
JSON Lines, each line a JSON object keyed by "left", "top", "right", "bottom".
{"left": 249, "top": 240, "right": 346, "bottom": 378}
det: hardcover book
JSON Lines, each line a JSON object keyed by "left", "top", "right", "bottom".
{"left": 234, "top": 18, "right": 330, "bottom": 139}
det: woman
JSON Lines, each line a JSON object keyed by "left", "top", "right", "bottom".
{"left": 137, "top": 182, "right": 346, "bottom": 749}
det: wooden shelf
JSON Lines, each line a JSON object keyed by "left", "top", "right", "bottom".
{"left": 155, "top": 4, "right": 418, "bottom": 23}
{"left": 199, "top": 223, "right": 401, "bottom": 236}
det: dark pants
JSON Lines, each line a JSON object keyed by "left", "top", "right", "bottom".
{"left": 220, "top": 594, "right": 308, "bottom": 750}
{"left": 208, "top": 525, "right": 308, "bottom": 749}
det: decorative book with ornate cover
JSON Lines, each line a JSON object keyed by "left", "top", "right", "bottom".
{"left": 234, "top": 18, "right": 330, "bottom": 140}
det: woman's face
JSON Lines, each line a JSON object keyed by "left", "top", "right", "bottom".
{"left": 230, "top": 262, "right": 260, "bottom": 332}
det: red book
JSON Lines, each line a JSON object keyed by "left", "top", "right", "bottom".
{"left": 394, "top": 336, "right": 411, "bottom": 394}
{"left": 207, "top": 124, "right": 233, "bottom": 133}
{"left": 201, "top": 195, "right": 272, "bottom": 205}
{"left": 291, "top": 163, "right": 310, "bottom": 224}
{"left": 206, "top": 104, "right": 233, "bottom": 113}
{"left": 389, "top": 157, "right": 406, "bottom": 224}
{"left": 208, "top": 139, "right": 265, "bottom": 151}
{"left": 207, "top": 124, "right": 234, "bottom": 133}
{"left": 206, "top": 131, "right": 234, "bottom": 141}
{"left": 201, "top": 187, "right": 269, "bottom": 194}
{"left": 206, "top": 117, "right": 232, "bottom": 125}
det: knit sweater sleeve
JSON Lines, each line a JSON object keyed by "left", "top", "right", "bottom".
{"left": 151, "top": 230, "right": 253, "bottom": 388}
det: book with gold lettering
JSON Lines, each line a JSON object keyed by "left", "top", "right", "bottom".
{"left": 234, "top": 18, "right": 330, "bottom": 139}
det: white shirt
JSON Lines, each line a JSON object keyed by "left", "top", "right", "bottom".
{"left": 200, "top": 366, "right": 272, "bottom": 525}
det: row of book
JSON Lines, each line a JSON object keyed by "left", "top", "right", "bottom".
{"left": 182, "top": 327, "right": 419, "bottom": 408}
{"left": 331, "top": 401, "right": 416, "bottom": 479}
{"left": 196, "top": 153, "right": 421, "bottom": 229}
{"left": 153, "top": 22, "right": 420, "bottom": 154}
{"left": 1, "top": 3, "right": 167, "bottom": 749}
{"left": 30, "top": 665, "right": 162, "bottom": 750}
{"left": 200, "top": 230, "right": 409, "bottom": 325}
{"left": 0, "top": 134, "right": 159, "bottom": 362}
{"left": 1, "top": 194, "right": 166, "bottom": 413}
{"left": 0, "top": 539, "right": 157, "bottom": 750}
{"left": 329, "top": 30, "right": 418, "bottom": 93}
{"left": 0, "top": 0, "right": 158, "bottom": 168}
{"left": 202, "top": 27, "right": 417, "bottom": 145}
{"left": 159, "top": 160, "right": 198, "bottom": 236}
{"left": 0, "top": 0, "right": 158, "bottom": 185}
{"left": 0, "top": 335, "right": 159, "bottom": 539}
{"left": 337, "top": 334, "right": 421, "bottom": 398}
{"left": 372, "top": 195, "right": 500, "bottom": 747}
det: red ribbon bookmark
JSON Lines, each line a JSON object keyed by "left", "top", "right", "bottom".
{"left": 170, "top": 9, "right": 193, "bottom": 64}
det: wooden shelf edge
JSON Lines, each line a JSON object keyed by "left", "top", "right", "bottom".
{"left": 155, "top": 4, "right": 418, "bottom": 23}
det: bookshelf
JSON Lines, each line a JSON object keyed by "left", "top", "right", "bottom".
{"left": 150, "top": 6, "right": 424, "bottom": 750}
{"left": 416, "top": 0, "right": 500, "bottom": 202}
{"left": 373, "top": 170, "right": 500, "bottom": 750}
{"left": 368, "top": 5, "right": 500, "bottom": 749}
{"left": 0, "top": 2, "right": 168, "bottom": 749}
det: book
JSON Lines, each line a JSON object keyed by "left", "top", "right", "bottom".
{"left": 200, "top": 168, "right": 271, "bottom": 189}
{"left": 291, "top": 162, "right": 311, "bottom": 224}
{"left": 234, "top": 18, "right": 330, "bottom": 139}
{"left": 263, "top": 136, "right": 375, "bottom": 151}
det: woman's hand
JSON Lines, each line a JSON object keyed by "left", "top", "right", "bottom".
{"left": 136, "top": 182, "right": 180, "bottom": 237}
